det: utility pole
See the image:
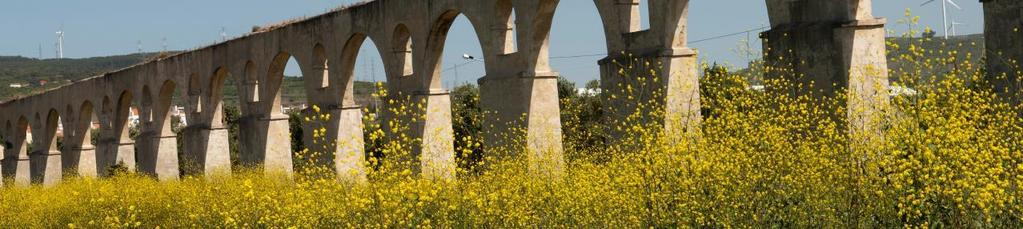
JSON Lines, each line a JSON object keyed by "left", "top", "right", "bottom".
{"left": 452, "top": 63, "right": 459, "bottom": 89}
{"left": 370, "top": 57, "right": 379, "bottom": 109}
{"left": 221, "top": 27, "right": 228, "bottom": 42}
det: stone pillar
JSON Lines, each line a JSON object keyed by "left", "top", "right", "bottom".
{"left": 115, "top": 138, "right": 137, "bottom": 172}
{"left": 30, "top": 117, "right": 62, "bottom": 186}
{"left": 13, "top": 154, "right": 30, "bottom": 187}
{"left": 594, "top": 0, "right": 702, "bottom": 141}
{"left": 258, "top": 113, "right": 293, "bottom": 174}
{"left": 62, "top": 123, "right": 99, "bottom": 178}
{"left": 475, "top": 0, "right": 565, "bottom": 176}
{"left": 203, "top": 126, "right": 232, "bottom": 174}
{"left": 411, "top": 90, "right": 455, "bottom": 180}
{"left": 95, "top": 137, "right": 113, "bottom": 176}
{"left": 478, "top": 71, "right": 565, "bottom": 175}
{"left": 182, "top": 124, "right": 232, "bottom": 176}
{"left": 150, "top": 133, "right": 179, "bottom": 180}
{"left": 598, "top": 49, "right": 702, "bottom": 138}
{"left": 29, "top": 150, "right": 61, "bottom": 186}
{"left": 71, "top": 142, "right": 98, "bottom": 177}
{"left": 333, "top": 105, "right": 366, "bottom": 183}
{"left": 104, "top": 109, "right": 138, "bottom": 174}
{"left": 146, "top": 101, "right": 180, "bottom": 181}
{"left": 0, "top": 142, "right": 4, "bottom": 186}
{"left": 763, "top": 0, "right": 889, "bottom": 140}
{"left": 2, "top": 137, "right": 30, "bottom": 187}
{"left": 135, "top": 124, "right": 157, "bottom": 176}
{"left": 982, "top": 0, "right": 1023, "bottom": 102}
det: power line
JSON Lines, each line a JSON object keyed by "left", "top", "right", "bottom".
{"left": 429, "top": 25, "right": 770, "bottom": 78}
{"left": 547, "top": 25, "right": 770, "bottom": 60}
{"left": 441, "top": 59, "right": 482, "bottom": 72}
{"left": 690, "top": 26, "right": 769, "bottom": 44}
{"left": 551, "top": 53, "right": 605, "bottom": 59}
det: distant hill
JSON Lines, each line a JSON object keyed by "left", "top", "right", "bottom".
{"left": 0, "top": 52, "right": 381, "bottom": 107}
{"left": 0, "top": 53, "right": 164, "bottom": 101}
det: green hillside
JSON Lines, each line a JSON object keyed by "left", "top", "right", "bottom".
{"left": 886, "top": 34, "right": 985, "bottom": 83}
{"left": 0, "top": 53, "right": 164, "bottom": 101}
{"left": 0, "top": 53, "right": 379, "bottom": 106}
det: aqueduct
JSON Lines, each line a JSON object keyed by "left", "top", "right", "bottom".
{"left": 0, "top": 0, "right": 1019, "bottom": 186}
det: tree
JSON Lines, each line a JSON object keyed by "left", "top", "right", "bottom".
{"left": 700, "top": 63, "right": 749, "bottom": 118}
{"left": 451, "top": 84, "right": 483, "bottom": 171}
{"left": 558, "top": 77, "right": 608, "bottom": 162}
{"left": 922, "top": 29, "right": 937, "bottom": 39}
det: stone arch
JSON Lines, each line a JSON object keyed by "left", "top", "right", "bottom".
{"left": 191, "top": 66, "right": 236, "bottom": 175}
{"left": 333, "top": 32, "right": 384, "bottom": 183}
{"left": 7, "top": 116, "right": 30, "bottom": 185}
{"left": 341, "top": 33, "right": 369, "bottom": 98}
{"left": 188, "top": 74, "right": 203, "bottom": 114}
{"left": 592, "top": 0, "right": 691, "bottom": 51}
{"left": 135, "top": 86, "right": 155, "bottom": 175}
{"left": 638, "top": 0, "right": 652, "bottom": 31}
{"left": 522, "top": 0, "right": 559, "bottom": 72}
{"left": 71, "top": 100, "right": 99, "bottom": 177}
{"left": 141, "top": 86, "right": 154, "bottom": 125}
{"left": 244, "top": 61, "right": 260, "bottom": 103}
{"left": 3, "top": 120, "right": 10, "bottom": 149}
{"left": 31, "top": 109, "right": 63, "bottom": 185}
{"left": 113, "top": 90, "right": 136, "bottom": 168}
{"left": 341, "top": 33, "right": 387, "bottom": 93}
{"left": 101, "top": 96, "right": 113, "bottom": 122}
{"left": 61, "top": 104, "right": 75, "bottom": 172}
{"left": 77, "top": 101, "right": 96, "bottom": 147}
{"left": 254, "top": 51, "right": 298, "bottom": 174}
{"left": 392, "top": 25, "right": 415, "bottom": 78}
{"left": 14, "top": 116, "right": 29, "bottom": 151}
{"left": 156, "top": 80, "right": 177, "bottom": 136}
{"left": 63, "top": 104, "right": 75, "bottom": 139}
{"left": 143, "top": 80, "right": 180, "bottom": 180}
{"left": 424, "top": 10, "right": 486, "bottom": 90}
{"left": 651, "top": 0, "right": 691, "bottom": 49}
{"left": 209, "top": 67, "right": 232, "bottom": 128}
{"left": 267, "top": 51, "right": 308, "bottom": 115}
{"left": 494, "top": 0, "right": 518, "bottom": 55}
{"left": 267, "top": 52, "right": 291, "bottom": 115}
{"left": 42, "top": 109, "right": 61, "bottom": 153}
{"left": 313, "top": 44, "right": 330, "bottom": 89}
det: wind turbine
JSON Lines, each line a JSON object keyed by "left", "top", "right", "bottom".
{"left": 55, "top": 28, "right": 64, "bottom": 59}
{"left": 921, "top": 0, "right": 962, "bottom": 39}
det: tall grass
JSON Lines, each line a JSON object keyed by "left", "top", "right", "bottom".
{"left": 1, "top": 16, "right": 1021, "bottom": 228}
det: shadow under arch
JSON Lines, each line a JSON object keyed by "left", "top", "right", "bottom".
{"left": 182, "top": 67, "right": 237, "bottom": 176}
{"left": 1, "top": 116, "right": 30, "bottom": 185}
{"left": 247, "top": 51, "right": 305, "bottom": 174}
{"left": 140, "top": 80, "right": 180, "bottom": 180}
{"left": 29, "top": 109, "right": 62, "bottom": 184}
{"left": 65, "top": 100, "right": 100, "bottom": 177}
{"left": 313, "top": 44, "right": 330, "bottom": 89}
{"left": 492, "top": 0, "right": 520, "bottom": 55}
{"left": 111, "top": 90, "right": 136, "bottom": 172}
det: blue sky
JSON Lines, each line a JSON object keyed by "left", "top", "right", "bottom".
{"left": 0, "top": 0, "right": 985, "bottom": 86}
